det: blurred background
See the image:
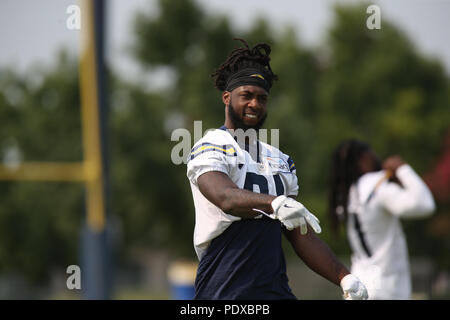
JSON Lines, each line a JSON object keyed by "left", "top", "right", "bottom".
{"left": 0, "top": 0, "right": 449, "bottom": 299}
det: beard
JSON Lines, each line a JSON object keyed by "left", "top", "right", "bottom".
{"left": 227, "top": 98, "right": 267, "bottom": 131}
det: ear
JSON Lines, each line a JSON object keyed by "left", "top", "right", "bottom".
{"left": 222, "top": 91, "right": 230, "bottom": 106}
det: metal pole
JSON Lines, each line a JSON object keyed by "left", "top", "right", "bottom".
{"left": 79, "top": 0, "right": 112, "bottom": 300}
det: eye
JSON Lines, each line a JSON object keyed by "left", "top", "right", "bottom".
{"left": 259, "top": 95, "right": 268, "bottom": 104}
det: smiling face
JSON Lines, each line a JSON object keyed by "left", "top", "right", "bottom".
{"left": 222, "top": 85, "right": 269, "bottom": 130}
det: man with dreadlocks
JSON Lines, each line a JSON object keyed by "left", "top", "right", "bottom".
{"left": 328, "top": 139, "right": 435, "bottom": 299}
{"left": 186, "top": 39, "right": 368, "bottom": 300}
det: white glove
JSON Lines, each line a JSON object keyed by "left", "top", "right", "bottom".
{"left": 340, "top": 274, "right": 368, "bottom": 300}
{"left": 270, "top": 195, "right": 321, "bottom": 234}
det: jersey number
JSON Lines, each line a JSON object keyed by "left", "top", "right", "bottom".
{"left": 243, "top": 172, "right": 284, "bottom": 196}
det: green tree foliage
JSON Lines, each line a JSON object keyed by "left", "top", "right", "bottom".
{"left": 109, "top": 79, "right": 195, "bottom": 256}
{"left": 0, "top": 52, "right": 84, "bottom": 285}
{"left": 318, "top": 5, "right": 450, "bottom": 173}
{"left": 315, "top": 5, "right": 450, "bottom": 258}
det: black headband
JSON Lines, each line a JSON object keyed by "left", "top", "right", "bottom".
{"left": 225, "top": 68, "right": 271, "bottom": 93}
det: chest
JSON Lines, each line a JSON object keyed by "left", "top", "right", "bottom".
{"left": 232, "top": 145, "right": 293, "bottom": 197}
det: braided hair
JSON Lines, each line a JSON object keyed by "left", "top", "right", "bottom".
{"left": 212, "top": 38, "right": 278, "bottom": 91}
{"left": 328, "top": 139, "right": 373, "bottom": 234}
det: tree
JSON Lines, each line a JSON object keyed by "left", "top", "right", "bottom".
{"left": 0, "top": 52, "right": 83, "bottom": 287}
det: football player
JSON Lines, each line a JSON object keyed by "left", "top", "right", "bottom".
{"left": 328, "top": 139, "right": 435, "bottom": 299}
{"left": 187, "top": 39, "right": 367, "bottom": 300}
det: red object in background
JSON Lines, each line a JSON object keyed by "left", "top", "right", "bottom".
{"left": 424, "top": 129, "right": 450, "bottom": 203}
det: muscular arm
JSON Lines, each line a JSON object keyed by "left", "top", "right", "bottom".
{"left": 199, "top": 172, "right": 348, "bottom": 285}
{"left": 197, "top": 171, "right": 276, "bottom": 218}
{"left": 283, "top": 196, "right": 349, "bottom": 286}
{"left": 381, "top": 158, "right": 435, "bottom": 218}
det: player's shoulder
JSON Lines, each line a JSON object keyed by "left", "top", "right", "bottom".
{"left": 193, "top": 128, "right": 235, "bottom": 147}
{"left": 188, "top": 127, "right": 239, "bottom": 163}
{"left": 259, "top": 140, "right": 296, "bottom": 171}
{"left": 359, "top": 171, "right": 386, "bottom": 185}
{"left": 357, "top": 170, "right": 388, "bottom": 196}
{"left": 258, "top": 140, "right": 288, "bottom": 159}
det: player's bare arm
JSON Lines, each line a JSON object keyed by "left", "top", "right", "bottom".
{"left": 197, "top": 170, "right": 276, "bottom": 218}
{"left": 283, "top": 226, "right": 350, "bottom": 286}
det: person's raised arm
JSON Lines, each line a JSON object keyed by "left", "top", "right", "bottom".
{"left": 380, "top": 156, "right": 435, "bottom": 218}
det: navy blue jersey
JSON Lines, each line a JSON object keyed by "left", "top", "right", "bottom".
{"left": 194, "top": 217, "right": 296, "bottom": 300}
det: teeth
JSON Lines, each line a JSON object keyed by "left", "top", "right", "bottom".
{"left": 245, "top": 114, "right": 257, "bottom": 119}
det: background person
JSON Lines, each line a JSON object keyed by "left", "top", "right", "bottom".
{"left": 328, "top": 139, "right": 436, "bottom": 299}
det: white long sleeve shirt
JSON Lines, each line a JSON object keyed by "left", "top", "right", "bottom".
{"left": 346, "top": 164, "right": 435, "bottom": 299}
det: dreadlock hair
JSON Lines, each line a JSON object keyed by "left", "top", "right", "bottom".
{"left": 212, "top": 38, "right": 278, "bottom": 91}
{"left": 328, "top": 139, "right": 372, "bottom": 235}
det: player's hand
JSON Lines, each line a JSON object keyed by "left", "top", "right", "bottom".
{"left": 340, "top": 274, "right": 368, "bottom": 300}
{"left": 383, "top": 155, "right": 405, "bottom": 174}
{"left": 383, "top": 155, "right": 406, "bottom": 186}
{"left": 270, "top": 196, "right": 321, "bottom": 234}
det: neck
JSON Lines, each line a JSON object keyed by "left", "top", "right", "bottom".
{"left": 223, "top": 119, "right": 234, "bottom": 130}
